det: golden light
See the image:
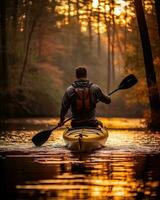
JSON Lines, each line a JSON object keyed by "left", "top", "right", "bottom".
{"left": 114, "top": 7, "right": 124, "bottom": 16}
{"left": 116, "top": 0, "right": 128, "bottom": 7}
{"left": 105, "top": 5, "right": 110, "bottom": 12}
{"left": 92, "top": 0, "right": 99, "bottom": 8}
{"left": 55, "top": 0, "right": 136, "bottom": 33}
{"left": 20, "top": 28, "right": 24, "bottom": 32}
{"left": 91, "top": 186, "right": 103, "bottom": 197}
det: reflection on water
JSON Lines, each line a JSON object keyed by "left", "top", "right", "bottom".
{"left": 0, "top": 118, "right": 160, "bottom": 199}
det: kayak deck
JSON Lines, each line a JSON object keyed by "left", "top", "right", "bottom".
{"left": 63, "top": 127, "right": 108, "bottom": 152}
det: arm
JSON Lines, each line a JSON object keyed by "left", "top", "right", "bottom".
{"left": 59, "top": 90, "right": 71, "bottom": 123}
{"left": 95, "top": 87, "right": 111, "bottom": 104}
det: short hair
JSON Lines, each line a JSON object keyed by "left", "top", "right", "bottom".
{"left": 75, "top": 67, "right": 87, "bottom": 79}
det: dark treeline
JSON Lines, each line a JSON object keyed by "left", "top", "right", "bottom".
{"left": 0, "top": 0, "right": 160, "bottom": 130}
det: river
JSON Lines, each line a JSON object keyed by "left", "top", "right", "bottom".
{"left": 0, "top": 118, "right": 160, "bottom": 200}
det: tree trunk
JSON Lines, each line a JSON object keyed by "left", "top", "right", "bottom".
{"left": 23, "top": 0, "right": 29, "bottom": 50}
{"left": 136, "top": 29, "right": 140, "bottom": 68}
{"left": 134, "top": 0, "right": 160, "bottom": 130}
{"left": 68, "top": 0, "right": 71, "bottom": 24}
{"left": 75, "top": 0, "right": 81, "bottom": 64}
{"left": 0, "top": 0, "right": 8, "bottom": 117}
{"left": 97, "top": 1, "right": 101, "bottom": 56}
{"left": 104, "top": 1, "right": 111, "bottom": 93}
{"left": 124, "top": 3, "right": 128, "bottom": 69}
{"left": 111, "top": 31, "right": 115, "bottom": 84}
{"left": 76, "top": 0, "right": 79, "bottom": 21}
{"left": 19, "top": 16, "right": 37, "bottom": 85}
{"left": 88, "top": 3, "right": 93, "bottom": 52}
{"left": 107, "top": 21, "right": 111, "bottom": 93}
{"left": 0, "top": 0, "right": 8, "bottom": 89}
{"left": 19, "top": 3, "right": 43, "bottom": 85}
{"left": 11, "top": 0, "right": 18, "bottom": 64}
{"left": 111, "top": 0, "right": 115, "bottom": 84}
{"left": 12, "top": 0, "right": 18, "bottom": 37}
{"left": 38, "top": 23, "right": 43, "bottom": 58}
{"left": 155, "top": 0, "right": 160, "bottom": 38}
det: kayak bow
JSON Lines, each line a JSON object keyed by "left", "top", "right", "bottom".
{"left": 63, "top": 127, "right": 108, "bottom": 152}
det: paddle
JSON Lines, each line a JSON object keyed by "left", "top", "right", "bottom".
{"left": 108, "top": 74, "right": 138, "bottom": 95}
{"left": 32, "top": 117, "right": 72, "bottom": 147}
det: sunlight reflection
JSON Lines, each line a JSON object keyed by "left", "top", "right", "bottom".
{"left": 1, "top": 118, "right": 160, "bottom": 155}
{"left": 1, "top": 117, "right": 160, "bottom": 199}
{"left": 16, "top": 157, "right": 160, "bottom": 199}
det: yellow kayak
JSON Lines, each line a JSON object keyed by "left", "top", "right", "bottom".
{"left": 63, "top": 127, "right": 108, "bottom": 151}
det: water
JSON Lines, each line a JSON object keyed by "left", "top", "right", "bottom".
{"left": 0, "top": 118, "right": 160, "bottom": 200}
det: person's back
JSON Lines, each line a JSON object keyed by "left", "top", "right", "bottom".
{"left": 58, "top": 67, "right": 111, "bottom": 127}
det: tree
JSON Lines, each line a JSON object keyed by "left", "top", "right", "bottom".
{"left": 0, "top": 0, "right": 8, "bottom": 117}
{"left": 19, "top": 1, "right": 44, "bottom": 85}
{"left": 155, "top": 0, "right": 160, "bottom": 38}
{"left": 0, "top": 0, "right": 8, "bottom": 89}
{"left": 11, "top": 0, "right": 18, "bottom": 61}
{"left": 134, "top": 0, "right": 160, "bottom": 130}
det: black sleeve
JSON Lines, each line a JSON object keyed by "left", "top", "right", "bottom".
{"left": 60, "top": 91, "right": 71, "bottom": 121}
{"left": 95, "top": 87, "right": 111, "bottom": 104}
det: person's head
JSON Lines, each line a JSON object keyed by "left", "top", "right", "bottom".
{"left": 75, "top": 66, "right": 87, "bottom": 79}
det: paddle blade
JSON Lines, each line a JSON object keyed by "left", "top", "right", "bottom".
{"left": 32, "top": 129, "right": 52, "bottom": 147}
{"left": 119, "top": 74, "right": 138, "bottom": 90}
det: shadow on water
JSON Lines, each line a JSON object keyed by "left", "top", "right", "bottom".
{"left": 0, "top": 118, "right": 160, "bottom": 200}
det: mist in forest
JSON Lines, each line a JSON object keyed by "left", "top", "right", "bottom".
{"left": 0, "top": 0, "right": 160, "bottom": 121}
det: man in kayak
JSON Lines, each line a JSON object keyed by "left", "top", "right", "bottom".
{"left": 58, "top": 67, "right": 111, "bottom": 128}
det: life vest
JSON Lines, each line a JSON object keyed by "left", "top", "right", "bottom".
{"left": 72, "top": 82, "right": 93, "bottom": 113}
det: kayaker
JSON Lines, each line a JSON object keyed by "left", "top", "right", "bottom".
{"left": 58, "top": 66, "right": 111, "bottom": 128}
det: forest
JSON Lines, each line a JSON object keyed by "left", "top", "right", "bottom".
{"left": 0, "top": 0, "right": 160, "bottom": 130}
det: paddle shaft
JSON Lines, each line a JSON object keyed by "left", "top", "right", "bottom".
{"left": 108, "top": 88, "right": 119, "bottom": 96}
{"left": 52, "top": 117, "right": 72, "bottom": 131}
